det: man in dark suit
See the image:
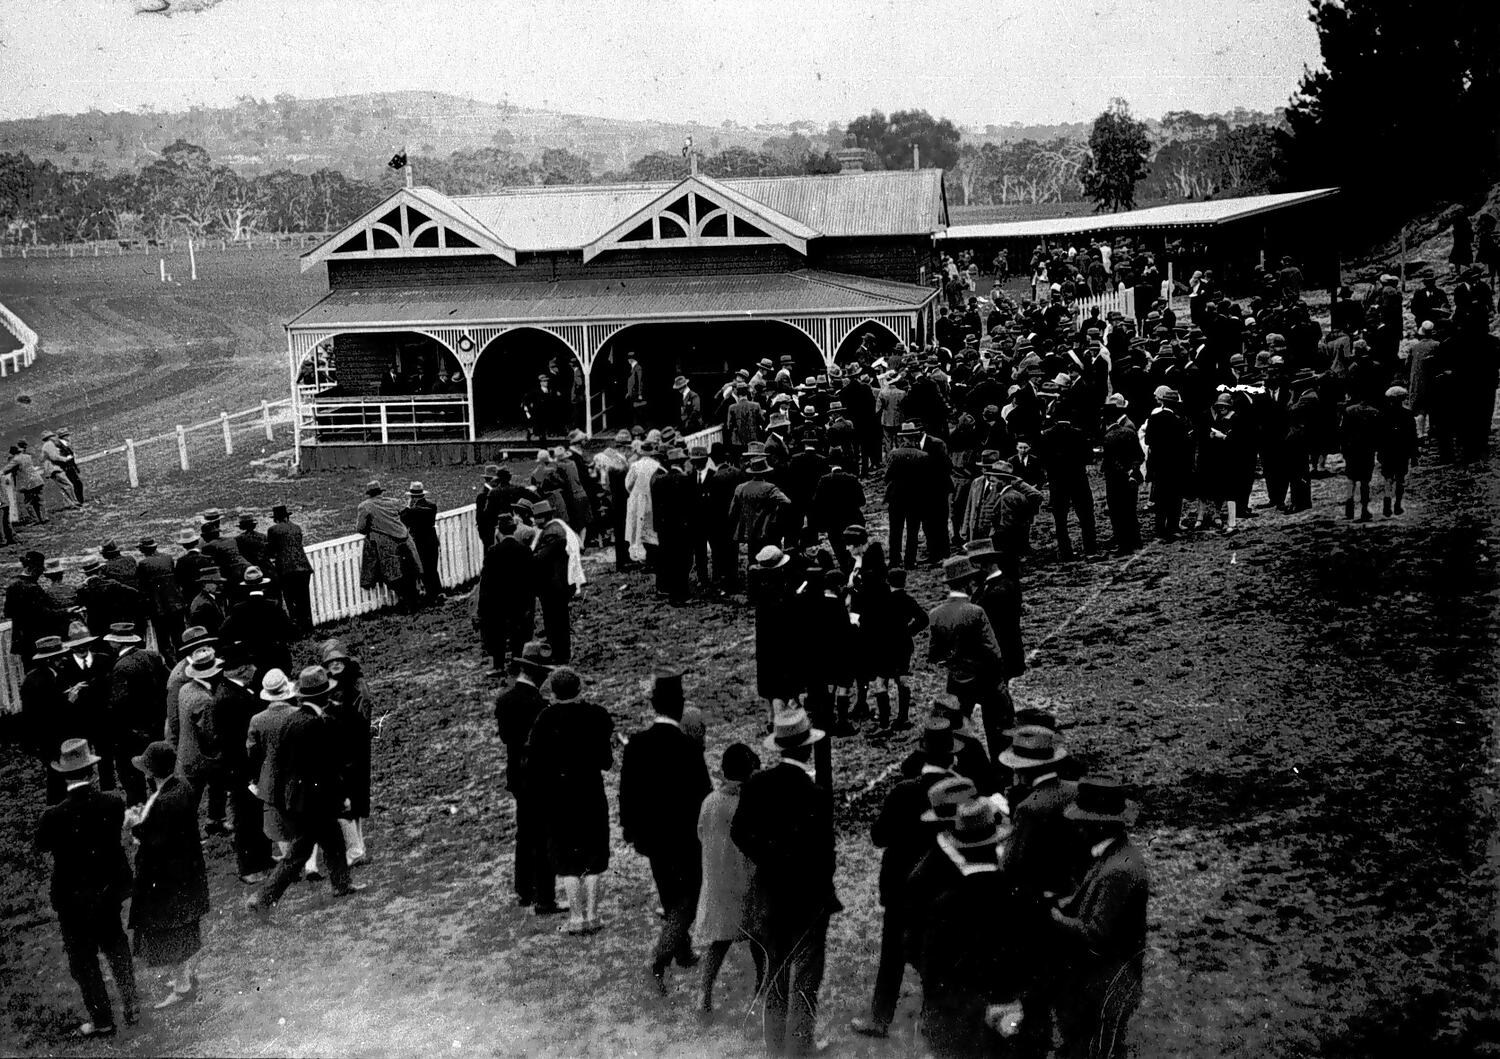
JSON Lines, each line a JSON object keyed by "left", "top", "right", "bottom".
{"left": 495, "top": 641, "right": 563, "bottom": 912}
{"left": 850, "top": 721, "right": 955, "bottom": 1039}
{"left": 187, "top": 569, "right": 227, "bottom": 636}
{"left": 57, "top": 622, "right": 117, "bottom": 792}
{"left": 214, "top": 653, "right": 277, "bottom": 884}
{"left": 400, "top": 481, "right": 442, "bottom": 604}
{"left": 928, "top": 556, "right": 1012, "bottom": 764}
{"left": 246, "top": 666, "right": 366, "bottom": 916}
{"left": 266, "top": 505, "right": 315, "bottom": 635}
{"left": 219, "top": 567, "right": 295, "bottom": 677}
{"left": 76, "top": 558, "right": 143, "bottom": 638}
{"left": 135, "top": 537, "right": 184, "bottom": 664}
{"left": 1038, "top": 408, "right": 1097, "bottom": 561}
{"left": 732, "top": 707, "right": 841, "bottom": 1057}
{"left": 34, "top": 739, "right": 139, "bottom": 1037}
{"left": 235, "top": 515, "right": 268, "bottom": 570}
{"left": 7, "top": 550, "right": 66, "bottom": 665}
{"left": 650, "top": 450, "right": 694, "bottom": 604}
{"left": 884, "top": 423, "right": 928, "bottom": 567}
{"left": 1050, "top": 777, "right": 1149, "bottom": 1059}
{"left": 172, "top": 530, "right": 215, "bottom": 615}
{"left": 200, "top": 519, "right": 248, "bottom": 587}
{"left": 1000, "top": 726, "right": 1083, "bottom": 900}
{"left": 917, "top": 423, "right": 954, "bottom": 563}
{"left": 478, "top": 515, "right": 536, "bottom": 677}
{"left": 1100, "top": 395, "right": 1144, "bottom": 555}
{"left": 703, "top": 446, "right": 746, "bottom": 591}
{"left": 476, "top": 465, "right": 504, "bottom": 550}
{"left": 531, "top": 502, "right": 572, "bottom": 664}
{"left": 684, "top": 447, "right": 713, "bottom": 589}
{"left": 102, "top": 623, "right": 166, "bottom": 807}
{"left": 22, "top": 636, "right": 97, "bottom": 804}
{"left": 620, "top": 670, "right": 713, "bottom": 993}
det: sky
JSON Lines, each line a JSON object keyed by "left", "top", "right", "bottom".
{"left": 0, "top": 0, "right": 1322, "bottom": 127}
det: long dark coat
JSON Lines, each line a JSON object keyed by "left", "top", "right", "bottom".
{"left": 128, "top": 774, "right": 210, "bottom": 931}
{"left": 747, "top": 561, "right": 803, "bottom": 699}
{"left": 324, "top": 694, "right": 372, "bottom": 819}
{"left": 525, "top": 700, "right": 614, "bottom": 876}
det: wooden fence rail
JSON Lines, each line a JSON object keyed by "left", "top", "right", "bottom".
{"left": 0, "top": 234, "right": 332, "bottom": 259}
{"left": 76, "top": 397, "right": 293, "bottom": 487}
{"left": 0, "top": 503, "right": 485, "bottom": 714}
{"left": 0, "top": 298, "right": 39, "bottom": 377}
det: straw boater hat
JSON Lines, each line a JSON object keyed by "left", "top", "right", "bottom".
{"left": 100, "top": 540, "right": 121, "bottom": 559}
{"left": 920, "top": 774, "right": 978, "bottom": 824}
{"left": 754, "top": 545, "right": 789, "bottom": 570}
{"left": 102, "top": 622, "right": 142, "bottom": 645}
{"left": 1064, "top": 776, "right": 1138, "bottom": 824}
{"left": 242, "top": 566, "right": 270, "bottom": 589}
{"left": 763, "top": 706, "right": 825, "bottom": 751}
{"left": 259, "top": 668, "right": 297, "bottom": 702}
{"left": 949, "top": 798, "right": 1009, "bottom": 849}
{"left": 518, "top": 639, "right": 555, "bottom": 675}
{"left": 614, "top": 429, "right": 632, "bottom": 445}
{"left": 757, "top": 357, "right": 774, "bottom": 372}
{"left": 64, "top": 621, "right": 97, "bottom": 649}
{"left": 186, "top": 651, "right": 223, "bottom": 681}
{"left": 407, "top": 481, "right": 426, "bottom": 496}
{"left": 32, "top": 635, "right": 68, "bottom": 661}
{"left": 998, "top": 725, "right": 1069, "bottom": 770}
{"left": 52, "top": 738, "right": 101, "bottom": 774}
{"left": 941, "top": 555, "right": 979, "bottom": 587}
{"left": 175, "top": 528, "right": 201, "bottom": 547}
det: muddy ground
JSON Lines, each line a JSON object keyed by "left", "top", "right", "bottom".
{"left": 2, "top": 449, "right": 1497, "bottom": 1057}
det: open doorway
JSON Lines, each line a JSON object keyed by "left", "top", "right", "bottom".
{"left": 472, "top": 328, "right": 585, "bottom": 441}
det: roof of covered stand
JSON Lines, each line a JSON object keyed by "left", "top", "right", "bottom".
{"left": 936, "top": 188, "right": 1340, "bottom": 241}
{"left": 287, "top": 269, "right": 937, "bottom": 331}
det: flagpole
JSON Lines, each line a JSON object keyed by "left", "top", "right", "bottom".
{"left": 405, "top": 144, "right": 413, "bottom": 189}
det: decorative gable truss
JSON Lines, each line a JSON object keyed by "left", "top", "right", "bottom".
{"left": 581, "top": 176, "right": 818, "bottom": 263}
{"left": 300, "top": 188, "right": 516, "bottom": 272}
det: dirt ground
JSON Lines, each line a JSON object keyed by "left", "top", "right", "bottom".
{"left": 2, "top": 438, "right": 1498, "bottom": 1057}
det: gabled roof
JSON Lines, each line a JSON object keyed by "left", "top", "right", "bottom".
{"left": 936, "top": 188, "right": 1339, "bottom": 241}
{"left": 307, "top": 169, "right": 948, "bottom": 268}
{"left": 300, "top": 186, "right": 516, "bottom": 272}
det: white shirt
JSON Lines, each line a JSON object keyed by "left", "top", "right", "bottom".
{"left": 652, "top": 716, "right": 680, "bottom": 729}
{"left": 782, "top": 756, "right": 818, "bottom": 781}
{"left": 1091, "top": 836, "right": 1122, "bottom": 859}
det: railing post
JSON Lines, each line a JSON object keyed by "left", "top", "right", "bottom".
{"left": 379, "top": 403, "right": 389, "bottom": 444}
{"left": 261, "top": 400, "right": 273, "bottom": 441}
{"left": 125, "top": 439, "right": 138, "bottom": 488}
{"left": 221, "top": 411, "right": 233, "bottom": 455}
{"left": 176, "top": 425, "right": 188, "bottom": 471}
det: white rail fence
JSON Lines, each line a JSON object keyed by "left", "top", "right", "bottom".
{"left": 0, "top": 502, "right": 488, "bottom": 713}
{"left": 0, "top": 233, "right": 331, "bottom": 259}
{"left": 0, "top": 299, "right": 39, "bottom": 377}
{"left": 77, "top": 398, "right": 294, "bottom": 488}
{"left": 1072, "top": 287, "right": 1136, "bottom": 328}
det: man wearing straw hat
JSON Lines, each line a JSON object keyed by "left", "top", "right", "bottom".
{"left": 35, "top": 737, "right": 140, "bottom": 1038}
{"left": 732, "top": 707, "right": 841, "bottom": 1056}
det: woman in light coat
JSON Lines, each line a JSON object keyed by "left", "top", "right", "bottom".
{"left": 694, "top": 742, "right": 765, "bottom": 1019}
{"left": 623, "top": 439, "right": 664, "bottom": 564}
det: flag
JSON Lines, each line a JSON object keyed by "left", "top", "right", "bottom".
{"left": 388, "top": 151, "right": 408, "bottom": 171}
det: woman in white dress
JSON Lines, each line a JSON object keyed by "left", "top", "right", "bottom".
{"left": 623, "top": 439, "right": 663, "bottom": 564}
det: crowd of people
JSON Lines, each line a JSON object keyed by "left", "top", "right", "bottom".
{"left": 11, "top": 253, "right": 1497, "bottom": 1054}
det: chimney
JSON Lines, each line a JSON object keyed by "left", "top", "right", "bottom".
{"left": 836, "top": 147, "right": 866, "bottom": 174}
{"left": 912, "top": 143, "right": 919, "bottom": 170}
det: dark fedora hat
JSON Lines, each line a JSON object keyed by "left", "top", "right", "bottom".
{"left": 763, "top": 706, "right": 825, "bottom": 751}
{"left": 920, "top": 774, "right": 977, "bottom": 823}
{"left": 651, "top": 668, "right": 684, "bottom": 711}
{"left": 997, "top": 725, "right": 1068, "bottom": 770}
{"left": 941, "top": 555, "right": 979, "bottom": 586}
{"left": 100, "top": 540, "right": 122, "bottom": 558}
{"left": 920, "top": 715, "right": 954, "bottom": 758}
{"left": 1064, "top": 776, "right": 1138, "bottom": 824}
{"left": 294, "top": 664, "right": 337, "bottom": 700}
{"left": 131, "top": 740, "right": 177, "bottom": 779}
{"left": 178, "top": 626, "right": 216, "bottom": 654}
{"left": 518, "top": 639, "right": 555, "bottom": 673}
{"left": 1003, "top": 708, "right": 1060, "bottom": 738}
{"left": 530, "top": 500, "right": 555, "bottom": 520}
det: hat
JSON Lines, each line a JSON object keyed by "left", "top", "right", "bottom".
{"left": 1105, "top": 393, "right": 1128, "bottom": 409}
{"left": 1385, "top": 385, "right": 1409, "bottom": 399}
{"left": 1159, "top": 388, "right": 1181, "bottom": 404}
{"left": 242, "top": 565, "right": 269, "bottom": 588}
{"left": 58, "top": 427, "right": 71, "bottom": 438}
{"left": 131, "top": 740, "right": 177, "bottom": 779}
{"left": 567, "top": 429, "right": 587, "bottom": 444}
{"left": 920, "top": 775, "right": 978, "bottom": 823}
{"left": 64, "top": 621, "right": 96, "bottom": 649}
{"left": 197, "top": 568, "right": 225, "bottom": 584}
{"left": 1419, "top": 320, "right": 1435, "bottom": 335}
{"left": 81, "top": 557, "right": 104, "bottom": 575}
{"left": 51, "top": 738, "right": 101, "bottom": 773}
{"left": 259, "top": 668, "right": 297, "bottom": 701}
{"left": 614, "top": 429, "right": 632, "bottom": 445}
{"left": 548, "top": 666, "right": 583, "bottom": 704}
{"left": 519, "top": 639, "right": 556, "bottom": 673}
{"left": 840, "top": 523, "right": 869, "bottom": 544}
{"left": 665, "top": 447, "right": 687, "bottom": 463}
{"left": 178, "top": 626, "right": 216, "bottom": 653}
{"left": 32, "top": 635, "right": 67, "bottom": 661}
{"left": 175, "top": 528, "right": 201, "bottom": 547}
{"left": 483, "top": 463, "right": 502, "bottom": 479}
{"left": 920, "top": 715, "right": 954, "bottom": 758}
{"left": 1214, "top": 393, "right": 1235, "bottom": 408}
{"left": 745, "top": 455, "right": 773, "bottom": 476}
{"left": 746, "top": 441, "right": 767, "bottom": 455}
{"left": 21, "top": 549, "right": 45, "bottom": 570}
{"left": 754, "top": 545, "right": 790, "bottom": 569}
{"left": 238, "top": 514, "right": 257, "bottom": 529}
{"left": 138, "top": 537, "right": 157, "bottom": 552}
{"left": 186, "top": 653, "right": 223, "bottom": 680}
{"left": 1004, "top": 708, "right": 1060, "bottom": 737}
{"left": 897, "top": 421, "right": 921, "bottom": 437}
{"left": 672, "top": 375, "right": 690, "bottom": 391}
{"left": 103, "top": 622, "right": 142, "bottom": 644}
{"left": 41, "top": 429, "right": 56, "bottom": 440}
{"left": 941, "top": 555, "right": 979, "bottom": 586}
{"left": 43, "top": 557, "right": 63, "bottom": 575}
{"left": 688, "top": 445, "right": 709, "bottom": 462}
{"left": 271, "top": 503, "right": 291, "bottom": 518}
{"left": 365, "top": 480, "right": 383, "bottom": 495}
{"left": 319, "top": 639, "right": 357, "bottom": 668}
{"left": 949, "top": 798, "right": 1007, "bottom": 849}
{"left": 962, "top": 540, "right": 999, "bottom": 565}
{"left": 295, "top": 664, "right": 337, "bottom": 700}
{"left": 100, "top": 540, "right": 121, "bottom": 559}
{"left": 763, "top": 707, "right": 825, "bottom": 751}
{"left": 998, "top": 725, "right": 1069, "bottom": 770}
{"left": 1380, "top": 273, "right": 1397, "bottom": 284}
{"left": 1064, "top": 776, "right": 1138, "bottom": 824}
{"left": 530, "top": 500, "right": 555, "bottom": 520}
{"left": 651, "top": 668, "right": 684, "bottom": 711}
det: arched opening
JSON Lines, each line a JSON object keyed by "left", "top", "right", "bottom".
{"left": 298, "top": 331, "right": 468, "bottom": 443}
{"left": 833, "top": 320, "right": 907, "bottom": 367}
{"left": 472, "top": 328, "right": 585, "bottom": 440}
{"left": 590, "top": 320, "right": 823, "bottom": 432}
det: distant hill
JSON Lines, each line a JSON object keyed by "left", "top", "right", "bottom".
{"left": 0, "top": 91, "right": 803, "bottom": 178}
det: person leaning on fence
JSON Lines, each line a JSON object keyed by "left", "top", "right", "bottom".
{"left": 400, "top": 481, "right": 442, "bottom": 604}
{"left": 4, "top": 443, "right": 47, "bottom": 525}
{"left": 355, "top": 481, "right": 422, "bottom": 612}
{"left": 265, "top": 505, "right": 314, "bottom": 635}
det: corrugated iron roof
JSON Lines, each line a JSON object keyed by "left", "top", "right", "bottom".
{"left": 449, "top": 169, "right": 946, "bottom": 251}
{"left": 936, "top": 188, "right": 1339, "bottom": 241}
{"left": 287, "top": 270, "right": 935, "bottom": 331}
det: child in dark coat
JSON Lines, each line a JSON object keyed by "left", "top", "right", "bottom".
{"left": 1378, "top": 385, "right": 1419, "bottom": 517}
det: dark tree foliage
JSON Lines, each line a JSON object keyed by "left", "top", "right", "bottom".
{"left": 1285, "top": 0, "right": 1500, "bottom": 217}
{"left": 1081, "top": 99, "right": 1151, "bottom": 212}
{"left": 845, "top": 109, "right": 962, "bottom": 171}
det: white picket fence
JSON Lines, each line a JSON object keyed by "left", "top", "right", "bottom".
{"left": 1072, "top": 287, "right": 1136, "bottom": 328}
{"left": 0, "top": 299, "right": 39, "bottom": 376}
{"left": 76, "top": 398, "right": 294, "bottom": 487}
